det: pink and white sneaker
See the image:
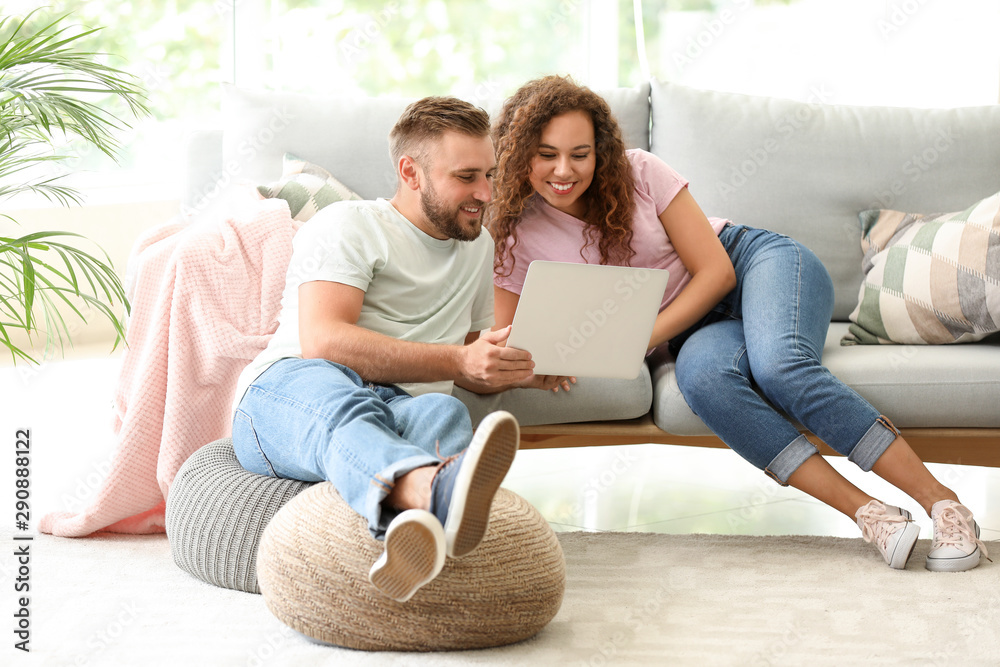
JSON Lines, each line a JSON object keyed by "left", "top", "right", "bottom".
{"left": 925, "top": 500, "right": 990, "bottom": 572}
{"left": 856, "top": 499, "right": 920, "bottom": 569}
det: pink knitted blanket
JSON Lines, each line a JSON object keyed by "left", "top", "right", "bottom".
{"left": 40, "top": 198, "right": 299, "bottom": 536}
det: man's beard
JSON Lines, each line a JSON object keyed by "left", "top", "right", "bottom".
{"left": 420, "top": 180, "right": 485, "bottom": 242}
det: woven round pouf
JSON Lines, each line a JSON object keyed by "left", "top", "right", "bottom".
{"left": 257, "top": 483, "right": 566, "bottom": 651}
{"left": 166, "top": 438, "right": 314, "bottom": 593}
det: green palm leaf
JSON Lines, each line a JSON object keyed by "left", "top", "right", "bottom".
{"left": 1, "top": 8, "right": 148, "bottom": 363}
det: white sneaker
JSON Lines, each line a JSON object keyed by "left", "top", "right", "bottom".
{"left": 368, "top": 510, "right": 446, "bottom": 602}
{"left": 856, "top": 500, "right": 920, "bottom": 570}
{"left": 926, "top": 500, "right": 990, "bottom": 572}
{"left": 428, "top": 410, "right": 520, "bottom": 558}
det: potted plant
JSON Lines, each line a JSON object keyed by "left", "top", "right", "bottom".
{"left": 0, "top": 8, "right": 149, "bottom": 364}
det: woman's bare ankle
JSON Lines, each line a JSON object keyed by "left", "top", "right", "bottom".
{"left": 915, "top": 485, "right": 959, "bottom": 516}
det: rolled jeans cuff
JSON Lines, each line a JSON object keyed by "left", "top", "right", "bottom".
{"left": 765, "top": 435, "right": 819, "bottom": 486}
{"left": 847, "top": 416, "right": 899, "bottom": 472}
{"left": 364, "top": 454, "right": 441, "bottom": 540}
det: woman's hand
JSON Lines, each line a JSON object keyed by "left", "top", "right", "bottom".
{"left": 511, "top": 374, "right": 577, "bottom": 393}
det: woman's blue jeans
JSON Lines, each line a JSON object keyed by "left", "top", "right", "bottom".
{"left": 673, "top": 224, "right": 899, "bottom": 485}
{"left": 231, "top": 358, "right": 473, "bottom": 538}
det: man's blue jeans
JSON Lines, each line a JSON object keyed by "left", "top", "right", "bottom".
{"left": 232, "top": 358, "right": 473, "bottom": 538}
{"left": 674, "top": 224, "right": 898, "bottom": 485}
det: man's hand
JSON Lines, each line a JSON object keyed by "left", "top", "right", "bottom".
{"left": 457, "top": 326, "right": 576, "bottom": 394}
{"left": 459, "top": 326, "right": 535, "bottom": 389}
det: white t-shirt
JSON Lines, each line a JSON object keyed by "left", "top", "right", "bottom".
{"left": 233, "top": 198, "right": 495, "bottom": 408}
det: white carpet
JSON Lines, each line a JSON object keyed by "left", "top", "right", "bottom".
{"left": 5, "top": 530, "right": 999, "bottom": 666}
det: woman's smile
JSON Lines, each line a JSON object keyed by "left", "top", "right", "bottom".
{"left": 528, "top": 110, "right": 596, "bottom": 217}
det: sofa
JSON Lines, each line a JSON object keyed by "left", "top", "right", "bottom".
{"left": 182, "top": 80, "right": 1000, "bottom": 469}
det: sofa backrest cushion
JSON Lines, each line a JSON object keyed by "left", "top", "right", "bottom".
{"left": 218, "top": 82, "right": 651, "bottom": 203}
{"left": 649, "top": 79, "right": 1000, "bottom": 320}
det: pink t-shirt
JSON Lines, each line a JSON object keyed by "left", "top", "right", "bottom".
{"left": 495, "top": 149, "right": 729, "bottom": 312}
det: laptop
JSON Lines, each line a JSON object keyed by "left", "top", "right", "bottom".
{"left": 505, "top": 261, "right": 670, "bottom": 379}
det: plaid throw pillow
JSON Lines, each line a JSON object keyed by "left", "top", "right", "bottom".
{"left": 842, "top": 190, "right": 1000, "bottom": 345}
{"left": 257, "top": 153, "right": 361, "bottom": 221}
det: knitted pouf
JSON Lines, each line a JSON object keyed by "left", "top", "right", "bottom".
{"left": 165, "top": 438, "right": 314, "bottom": 593}
{"left": 257, "top": 482, "right": 566, "bottom": 651}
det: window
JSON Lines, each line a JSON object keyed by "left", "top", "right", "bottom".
{"left": 5, "top": 0, "right": 999, "bottom": 205}
{"left": 2, "top": 0, "right": 229, "bottom": 204}
{"left": 232, "top": 0, "right": 619, "bottom": 97}
{"left": 639, "top": 0, "right": 1000, "bottom": 107}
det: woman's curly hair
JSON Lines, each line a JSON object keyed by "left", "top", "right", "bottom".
{"left": 489, "top": 75, "right": 636, "bottom": 277}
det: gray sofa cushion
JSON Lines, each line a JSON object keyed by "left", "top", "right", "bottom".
{"left": 651, "top": 323, "right": 1000, "bottom": 436}
{"left": 589, "top": 81, "right": 652, "bottom": 152}
{"left": 218, "top": 81, "right": 651, "bottom": 202}
{"left": 649, "top": 79, "right": 1000, "bottom": 320}
{"left": 453, "top": 363, "right": 653, "bottom": 428}
{"left": 222, "top": 84, "right": 411, "bottom": 200}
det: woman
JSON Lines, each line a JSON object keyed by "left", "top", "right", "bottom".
{"left": 488, "top": 75, "right": 988, "bottom": 571}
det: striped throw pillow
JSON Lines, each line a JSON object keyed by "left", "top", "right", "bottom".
{"left": 257, "top": 154, "right": 361, "bottom": 221}
{"left": 842, "top": 190, "right": 1000, "bottom": 345}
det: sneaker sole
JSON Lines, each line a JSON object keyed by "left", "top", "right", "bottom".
{"left": 888, "top": 520, "right": 920, "bottom": 570}
{"left": 444, "top": 411, "right": 520, "bottom": 558}
{"left": 369, "top": 510, "right": 446, "bottom": 602}
{"left": 926, "top": 520, "right": 982, "bottom": 572}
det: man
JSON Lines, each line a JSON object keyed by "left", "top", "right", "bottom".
{"left": 231, "top": 96, "right": 560, "bottom": 602}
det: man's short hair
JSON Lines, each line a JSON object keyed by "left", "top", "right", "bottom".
{"left": 389, "top": 96, "right": 491, "bottom": 167}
